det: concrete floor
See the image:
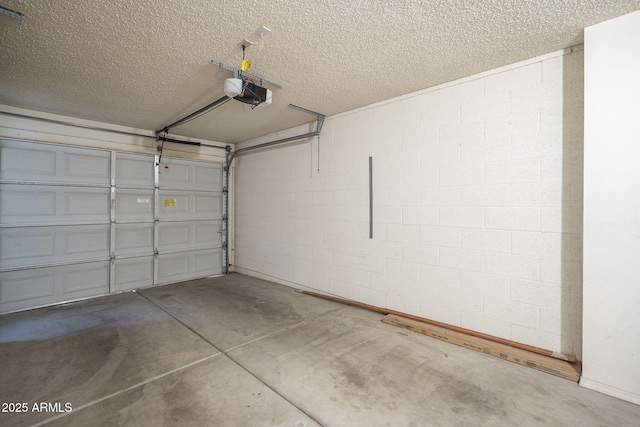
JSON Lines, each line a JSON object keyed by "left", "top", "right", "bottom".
{"left": 1, "top": 274, "right": 639, "bottom": 427}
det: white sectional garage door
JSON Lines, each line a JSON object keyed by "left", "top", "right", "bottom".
{"left": 113, "top": 152, "right": 156, "bottom": 293}
{"left": 155, "top": 156, "right": 224, "bottom": 285}
{"left": 0, "top": 139, "right": 224, "bottom": 313}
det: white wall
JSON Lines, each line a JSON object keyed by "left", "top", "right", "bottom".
{"left": 581, "top": 11, "right": 640, "bottom": 405}
{"left": 234, "top": 48, "right": 584, "bottom": 358}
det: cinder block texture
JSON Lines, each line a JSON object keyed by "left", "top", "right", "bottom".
{"left": 234, "top": 49, "right": 584, "bottom": 358}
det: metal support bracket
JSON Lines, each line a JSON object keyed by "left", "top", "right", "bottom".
{"left": 225, "top": 104, "right": 326, "bottom": 169}
{"left": 211, "top": 60, "right": 282, "bottom": 89}
{"left": 220, "top": 109, "right": 324, "bottom": 275}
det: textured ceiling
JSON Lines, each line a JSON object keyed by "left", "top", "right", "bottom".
{"left": 1, "top": 1, "right": 639, "bottom": 144}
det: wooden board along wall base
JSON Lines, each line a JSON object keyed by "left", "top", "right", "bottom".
{"left": 382, "top": 314, "right": 582, "bottom": 382}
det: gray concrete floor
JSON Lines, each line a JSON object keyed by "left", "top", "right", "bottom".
{"left": 1, "top": 274, "right": 639, "bottom": 427}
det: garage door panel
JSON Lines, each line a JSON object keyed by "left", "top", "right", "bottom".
{"left": 194, "top": 193, "right": 221, "bottom": 214}
{"left": 115, "top": 189, "right": 154, "bottom": 221}
{"left": 115, "top": 153, "right": 155, "bottom": 188}
{"left": 157, "top": 253, "right": 190, "bottom": 284}
{"left": 1, "top": 271, "right": 56, "bottom": 304}
{"left": 64, "top": 226, "right": 110, "bottom": 256}
{"left": 114, "top": 223, "right": 154, "bottom": 257}
{"left": 194, "top": 221, "right": 222, "bottom": 245}
{"left": 65, "top": 189, "right": 110, "bottom": 216}
{"left": 0, "top": 224, "right": 110, "bottom": 269}
{"left": 64, "top": 262, "right": 110, "bottom": 294}
{"left": 157, "top": 221, "right": 222, "bottom": 252}
{"left": 0, "top": 185, "right": 110, "bottom": 224}
{"left": 157, "top": 249, "right": 223, "bottom": 285}
{"left": 65, "top": 152, "right": 110, "bottom": 181}
{"left": 0, "top": 140, "right": 110, "bottom": 184}
{"left": 195, "top": 165, "right": 221, "bottom": 188}
{"left": 157, "top": 223, "right": 190, "bottom": 249}
{"left": 114, "top": 256, "right": 153, "bottom": 292}
{"left": 158, "top": 191, "right": 190, "bottom": 218}
{"left": 194, "top": 248, "right": 223, "bottom": 274}
{"left": 158, "top": 158, "right": 222, "bottom": 191}
{"left": 0, "top": 185, "right": 56, "bottom": 220}
{"left": 0, "top": 261, "right": 110, "bottom": 313}
{"left": 0, "top": 228, "right": 56, "bottom": 264}
{"left": 158, "top": 162, "right": 189, "bottom": 187}
{"left": 0, "top": 146, "right": 56, "bottom": 180}
{"left": 158, "top": 190, "right": 222, "bottom": 220}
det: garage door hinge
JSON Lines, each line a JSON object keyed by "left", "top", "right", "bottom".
{"left": 154, "top": 249, "right": 159, "bottom": 258}
{"left": 110, "top": 253, "right": 116, "bottom": 263}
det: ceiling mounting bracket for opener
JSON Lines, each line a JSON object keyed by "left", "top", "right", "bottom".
{"left": 211, "top": 60, "right": 282, "bottom": 89}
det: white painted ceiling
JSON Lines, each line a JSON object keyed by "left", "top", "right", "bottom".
{"left": 1, "top": 1, "right": 638, "bottom": 144}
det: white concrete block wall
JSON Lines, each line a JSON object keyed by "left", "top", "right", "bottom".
{"left": 234, "top": 48, "right": 584, "bottom": 358}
